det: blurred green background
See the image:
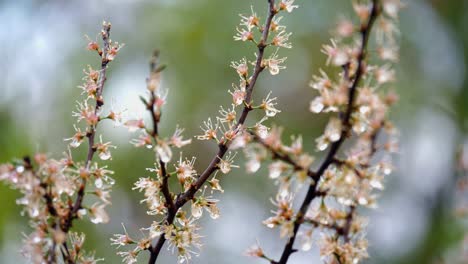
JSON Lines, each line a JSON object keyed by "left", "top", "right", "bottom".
{"left": 1, "top": 0, "right": 467, "bottom": 263}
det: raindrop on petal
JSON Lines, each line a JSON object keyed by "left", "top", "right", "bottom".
{"left": 156, "top": 144, "right": 172, "bottom": 163}
{"left": 95, "top": 178, "right": 103, "bottom": 189}
{"left": 191, "top": 204, "right": 203, "bottom": 219}
{"left": 310, "top": 97, "right": 324, "bottom": 113}
{"left": 99, "top": 151, "right": 111, "bottom": 160}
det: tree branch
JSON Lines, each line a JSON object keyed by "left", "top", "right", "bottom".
{"left": 147, "top": 1, "right": 278, "bottom": 263}
{"left": 272, "top": 2, "right": 381, "bottom": 263}
{"left": 147, "top": 77, "right": 176, "bottom": 214}
{"left": 60, "top": 23, "right": 113, "bottom": 264}
{"left": 251, "top": 132, "right": 316, "bottom": 178}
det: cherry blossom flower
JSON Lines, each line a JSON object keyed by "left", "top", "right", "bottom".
{"left": 279, "top": 0, "right": 299, "bottom": 13}
{"left": 260, "top": 92, "right": 281, "bottom": 117}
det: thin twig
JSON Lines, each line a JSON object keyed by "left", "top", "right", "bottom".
{"left": 23, "top": 158, "right": 59, "bottom": 264}
{"left": 340, "top": 123, "right": 383, "bottom": 242}
{"left": 302, "top": 218, "right": 343, "bottom": 233}
{"left": 251, "top": 132, "right": 316, "bottom": 178}
{"left": 148, "top": 87, "right": 176, "bottom": 214}
{"left": 60, "top": 23, "right": 112, "bottom": 264}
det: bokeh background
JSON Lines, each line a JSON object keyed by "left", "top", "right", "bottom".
{"left": 1, "top": 0, "right": 467, "bottom": 263}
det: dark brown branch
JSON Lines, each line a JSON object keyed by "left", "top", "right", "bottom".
{"left": 147, "top": 211, "right": 176, "bottom": 264}
{"left": 342, "top": 205, "right": 356, "bottom": 242}
{"left": 147, "top": 1, "right": 278, "bottom": 263}
{"left": 147, "top": 85, "right": 176, "bottom": 214}
{"left": 70, "top": 22, "right": 111, "bottom": 222}
{"left": 302, "top": 218, "right": 343, "bottom": 233}
{"left": 272, "top": 2, "right": 381, "bottom": 263}
{"left": 60, "top": 23, "right": 113, "bottom": 264}
{"left": 138, "top": 51, "right": 178, "bottom": 264}
{"left": 60, "top": 245, "right": 71, "bottom": 264}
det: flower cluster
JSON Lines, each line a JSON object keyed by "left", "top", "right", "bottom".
{"left": 242, "top": 1, "right": 402, "bottom": 263}
{"left": 112, "top": 1, "right": 296, "bottom": 263}
{"left": 0, "top": 21, "right": 122, "bottom": 263}
{"left": 111, "top": 51, "right": 185, "bottom": 263}
{"left": 114, "top": 51, "right": 204, "bottom": 264}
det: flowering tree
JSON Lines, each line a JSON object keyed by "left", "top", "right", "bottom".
{"left": 0, "top": 0, "right": 404, "bottom": 264}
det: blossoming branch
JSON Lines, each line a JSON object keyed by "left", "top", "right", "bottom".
{"left": 112, "top": 1, "right": 298, "bottom": 263}
{"left": 0, "top": 22, "right": 123, "bottom": 264}
{"left": 243, "top": 1, "right": 401, "bottom": 264}
{"left": 0, "top": 1, "right": 404, "bottom": 264}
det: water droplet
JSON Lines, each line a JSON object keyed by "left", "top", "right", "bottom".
{"left": 269, "top": 169, "right": 281, "bottom": 179}
{"left": 383, "top": 167, "right": 392, "bottom": 175}
{"left": 317, "top": 139, "right": 329, "bottom": 151}
{"left": 156, "top": 144, "right": 172, "bottom": 163}
{"left": 310, "top": 97, "right": 324, "bottom": 113}
{"left": 95, "top": 178, "right": 103, "bottom": 189}
{"left": 16, "top": 166, "right": 25, "bottom": 173}
{"left": 301, "top": 239, "right": 313, "bottom": 251}
{"left": 358, "top": 197, "right": 368, "bottom": 205}
{"left": 359, "top": 105, "right": 370, "bottom": 114}
{"left": 106, "top": 176, "right": 115, "bottom": 186}
{"left": 210, "top": 210, "right": 220, "bottom": 219}
{"left": 246, "top": 159, "right": 260, "bottom": 173}
{"left": 219, "top": 161, "right": 231, "bottom": 174}
{"left": 329, "top": 132, "right": 340, "bottom": 142}
{"left": 279, "top": 187, "right": 290, "bottom": 198}
{"left": 78, "top": 209, "right": 87, "bottom": 217}
{"left": 265, "top": 109, "right": 277, "bottom": 117}
{"left": 269, "top": 163, "right": 282, "bottom": 179}
{"left": 99, "top": 151, "right": 111, "bottom": 160}
{"left": 353, "top": 122, "right": 367, "bottom": 134}
{"left": 32, "top": 234, "right": 42, "bottom": 244}
{"left": 70, "top": 139, "right": 81, "bottom": 148}
{"left": 337, "top": 197, "right": 353, "bottom": 206}
{"left": 191, "top": 204, "right": 203, "bottom": 219}
{"left": 91, "top": 217, "right": 102, "bottom": 224}
{"left": 16, "top": 197, "right": 28, "bottom": 205}
{"left": 370, "top": 179, "right": 383, "bottom": 190}
{"left": 256, "top": 125, "right": 269, "bottom": 139}
{"left": 30, "top": 208, "right": 40, "bottom": 217}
